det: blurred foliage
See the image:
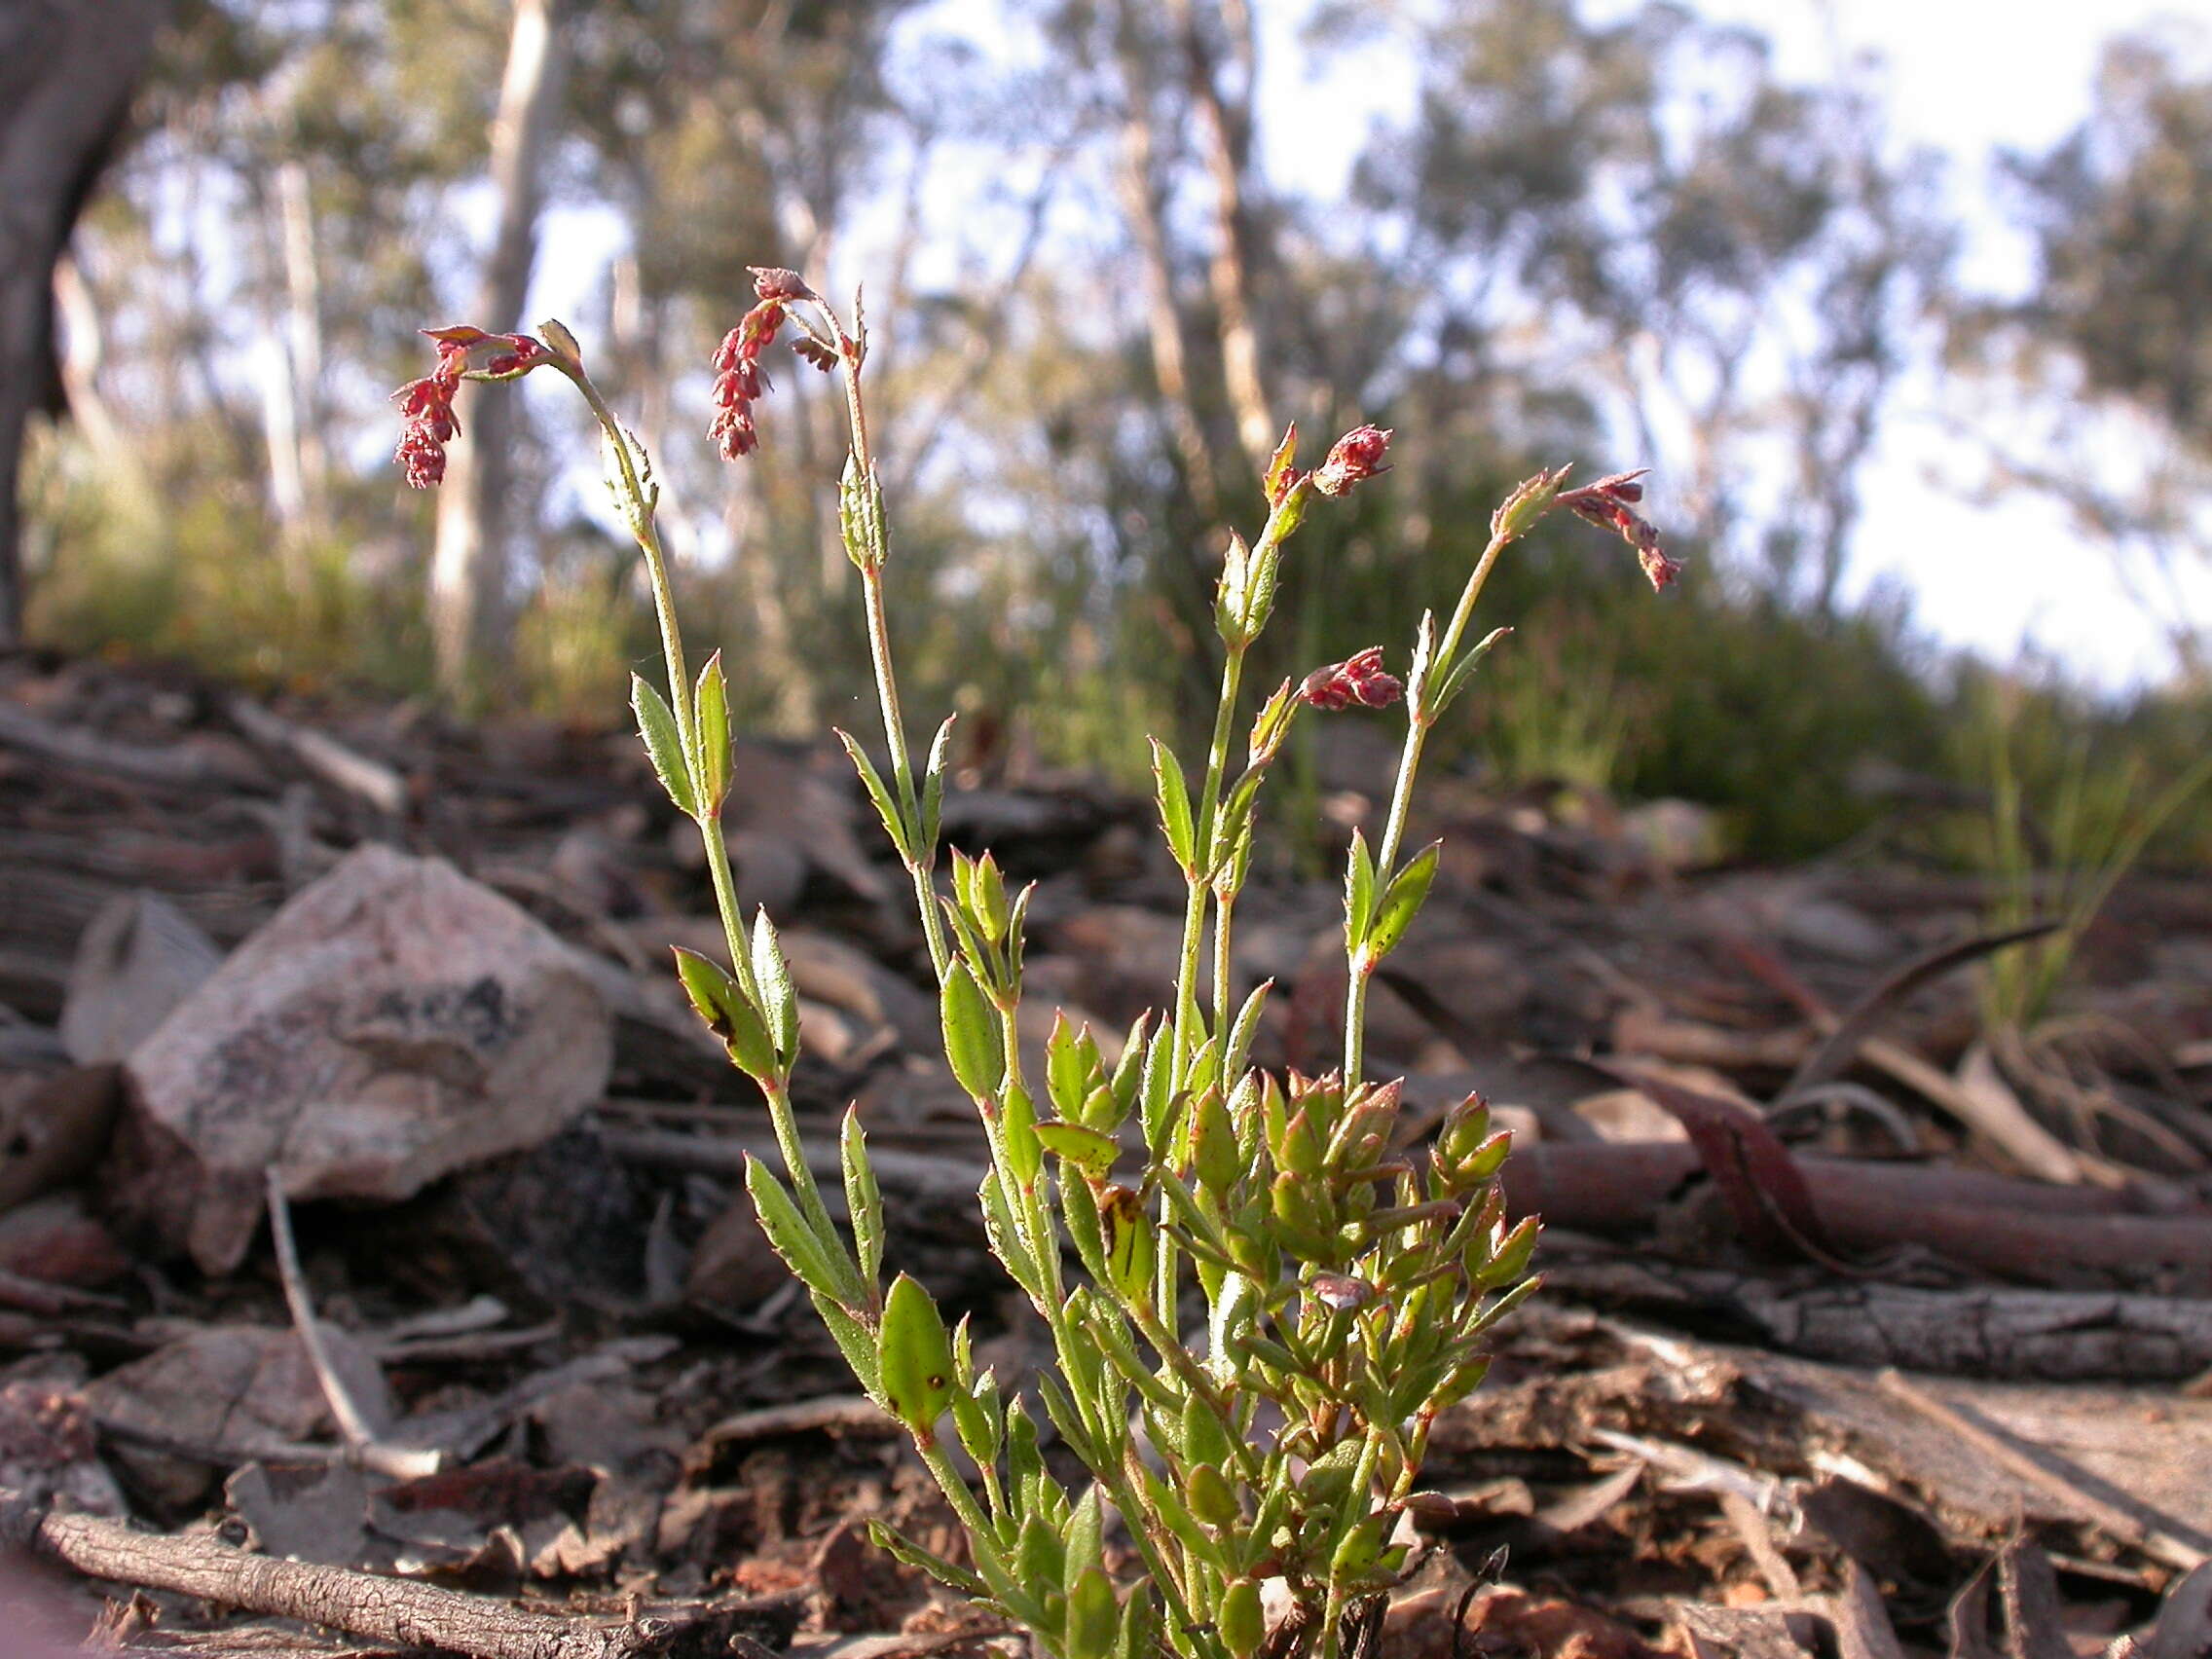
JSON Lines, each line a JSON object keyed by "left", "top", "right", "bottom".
{"left": 18, "top": 0, "right": 2212, "bottom": 861}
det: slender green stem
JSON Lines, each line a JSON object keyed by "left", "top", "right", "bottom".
{"left": 571, "top": 366, "right": 843, "bottom": 1244}
{"left": 863, "top": 565, "right": 953, "bottom": 983}
{"left": 1210, "top": 886, "right": 1236, "bottom": 1047}
{"left": 1343, "top": 524, "right": 1513, "bottom": 1086}
{"left": 1173, "top": 645, "right": 1246, "bottom": 1077}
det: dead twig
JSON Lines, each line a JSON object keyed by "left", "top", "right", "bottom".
{"left": 0, "top": 1485, "right": 719, "bottom": 1659}
{"left": 226, "top": 694, "right": 409, "bottom": 818}
{"left": 264, "top": 1168, "right": 441, "bottom": 1480}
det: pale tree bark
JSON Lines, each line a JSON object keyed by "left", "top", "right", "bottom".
{"left": 430, "top": 0, "right": 571, "bottom": 697}
{"left": 1170, "top": 0, "right": 1275, "bottom": 473}
{"left": 1112, "top": 0, "right": 1221, "bottom": 527}
{"left": 0, "top": 0, "right": 163, "bottom": 646}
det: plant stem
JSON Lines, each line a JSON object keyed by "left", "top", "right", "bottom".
{"left": 571, "top": 368, "right": 837, "bottom": 1239}
{"left": 1343, "top": 523, "right": 1512, "bottom": 1086}
{"left": 1174, "top": 644, "right": 1246, "bottom": 1078}
{"left": 863, "top": 564, "right": 953, "bottom": 983}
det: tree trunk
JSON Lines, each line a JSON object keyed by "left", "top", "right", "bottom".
{"left": 430, "top": 0, "right": 571, "bottom": 698}
{"left": 1172, "top": 0, "right": 1275, "bottom": 473}
{"left": 0, "top": 0, "right": 163, "bottom": 646}
{"left": 1112, "top": 0, "right": 1221, "bottom": 529}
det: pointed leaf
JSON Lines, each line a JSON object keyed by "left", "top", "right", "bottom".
{"left": 840, "top": 1106, "right": 884, "bottom": 1294}
{"left": 1034, "top": 1120, "right": 1120, "bottom": 1180}
{"left": 1223, "top": 980, "right": 1272, "bottom": 1077}
{"left": 692, "top": 651, "right": 731, "bottom": 814}
{"left": 632, "top": 674, "right": 698, "bottom": 819}
{"left": 877, "top": 1273, "right": 956, "bottom": 1433}
{"left": 920, "top": 713, "right": 957, "bottom": 854}
{"left": 1149, "top": 738, "right": 1198, "bottom": 872}
{"left": 1363, "top": 840, "right": 1441, "bottom": 964}
{"left": 835, "top": 728, "right": 912, "bottom": 863}
{"left": 674, "top": 946, "right": 778, "bottom": 1084}
{"left": 1065, "top": 1567, "right": 1118, "bottom": 1659}
{"left": 752, "top": 907, "right": 798, "bottom": 1062}
{"left": 1344, "top": 829, "right": 1377, "bottom": 953}
{"left": 940, "top": 961, "right": 1004, "bottom": 1101}
{"left": 813, "top": 1291, "right": 881, "bottom": 1398}
{"left": 1432, "top": 625, "right": 1512, "bottom": 719}
{"left": 867, "top": 1519, "right": 988, "bottom": 1599}
{"left": 746, "top": 1156, "right": 848, "bottom": 1302}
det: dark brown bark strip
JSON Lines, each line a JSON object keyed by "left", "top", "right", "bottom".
{"left": 0, "top": 1487, "right": 686, "bottom": 1659}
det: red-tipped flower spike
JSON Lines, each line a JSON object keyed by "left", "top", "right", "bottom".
{"left": 1300, "top": 646, "right": 1403, "bottom": 712}
{"left": 1556, "top": 468, "right": 1680, "bottom": 590}
{"left": 1311, "top": 424, "right": 1393, "bottom": 498}
{"left": 709, "top": 296, "right": 795, "bottom": 461}
{"left": 390, "top": 326, "right": 547, "bottom": 488}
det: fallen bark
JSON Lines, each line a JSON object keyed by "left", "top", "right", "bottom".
{"left": 1503, "top": 1142, "right": 2212, "bottom": 1283}
{"left": 1544, "top": 1260, "right": 2212, "bottom": 1381}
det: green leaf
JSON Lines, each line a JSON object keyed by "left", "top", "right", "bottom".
{"left": 1214, "top": 530, "right": 1251, "bottom": 645}
{"left": 978, "top": 1168, "right": 1042, "bottom": 1297}
{"left": 867, "top": 1519, "right": 987, "bottom": 1599}
{"left": 1064, "top": 1567, "right": 1119, "bottom": 1659}
{"left": 1431, "top": 625, "right": 1511, "bottom": 720}
{"left": 877, "top": 1273, "right": 956, "bottom": 1433}
{"left": 834, "top": 728, "right": 912, "bottom": 863}
{"left": 920, "top": 713, "right": 957, "bottom": 854}
{"left": 1001, "top": 1081, "right": 1043, "bottom": 1190}
{"left": 745, "top": 1156, "right": 848, "bottom": 1303}
{"left": 601, "top": 424, "right": 659, "bottom": 541}
{"left": 1149, "top": 738, "right": 1198, "bottom": 872}
{"left": 1064, "top": 1486, "right": 1105, "bottom": 1588}
{"left": 1471, "top": 1214, "right": 1541, "bottom": 1288}
{"left": 632, "top": 674, "right": 698, "bottom": 819}
{"left": 1219, "top": 1578, "right": 1265, "bottom": 1659}
{"left": 1138, "top": 1021, "right": 1176, "bottom": 1149}
{"left": 1223, "top": 981, "right": 1272, "bottom": 1078}
{"left": 673, "top": 946, "right": 779, "bottom": 1084}
{"left": 691, "top": 651, "right": 730, "bottom": 814}
{"left": 1406, "top": 609, "right": 1438, "bottom": 719}
{"left": 1190, "top": 1088, "right": 1241, "bottom": 1196}
{"left": 940, "top": 962, "right": 1004, "bottom": 1100}
{"left": 1033, "top": 1120, "right": 1120, "bottom": 1180}
{"left": 752, "top": 908, "right": 798, "bottom": 1063}
{"left": 813, "top": 1291, "right": 881, "bottom": 1398}
{"left": 840, "top": 1106, "right": 884, "bottom": 1295}
{"left": 1015, "top": 1512, "right": 1065, "bottom": 1594}
{"left": 1363, "top": 840, "right": 1441, "bottom": 965}
{"left": 1045, "top": 1014, "right": 1094, "bottom": 1122}
{"left": 1343, "top": 829, "right": 1377, "bottom": 954}
{"left": 1113, "top": 1579, "right": 1155, "bottom": 1659}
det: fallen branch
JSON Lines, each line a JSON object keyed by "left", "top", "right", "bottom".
{"left": 227, "top": 694, "right": 409, "bottom": 818}
{"left": 0, "top": 1486, "right": 694, "bottom": 1659}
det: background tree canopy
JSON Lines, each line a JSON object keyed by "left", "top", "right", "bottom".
{"left": 13, "top": 0, "right": 2212, "bottom": 859}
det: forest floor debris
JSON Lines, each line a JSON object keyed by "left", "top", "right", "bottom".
{"left": 3, "top": 650, "right": 2210, "bottom": 1656}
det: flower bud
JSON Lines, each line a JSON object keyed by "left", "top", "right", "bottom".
{"left": 1300, "top": 647, "right": 1402, "bottom": 712}
{"left": 1311, "top": 424, "right": 1392, "bottom": 497}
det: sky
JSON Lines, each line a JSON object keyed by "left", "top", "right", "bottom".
{"left": 531, "top": 0, "right": 2212, "bottom": 693}
{"left": 1244, "top": 0, "right": 2212, "bottom": 689}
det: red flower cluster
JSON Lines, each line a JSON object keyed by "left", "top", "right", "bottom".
{"left": 1311, "top": 425, "right": 1393, "bottom": 498}
{"left": 390, "top": 325, "right": 544, "bottom": 490}
{"left": 710, "top": 267, "right": 825, "bottom": 461}
{"left": 1557, "top": 469, "right": 1680, "bottom": 591}
{"left": 1301, "top": 646, "right": 1402, "bottom": 712}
